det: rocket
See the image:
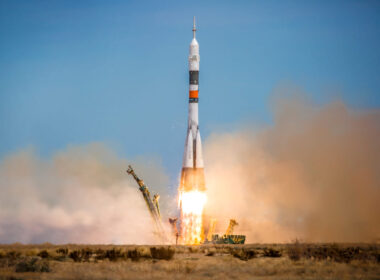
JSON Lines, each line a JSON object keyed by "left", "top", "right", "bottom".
{"left": 178, "top": 17, "right": 207, "bottom": 245}
{"left": 179, "top": 17, "right": 206, "bottom": 193}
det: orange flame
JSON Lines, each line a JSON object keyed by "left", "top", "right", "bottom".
{"left": 178, "top": 190, "right": 207, "bottom": 244}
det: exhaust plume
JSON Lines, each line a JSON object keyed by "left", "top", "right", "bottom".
{"left": 0, "top": 143, "right": 169, "bottom": 244}
{"left": 1, "top": 90, "right": 378, "bottom": 244}
{"left": 204, "top": 92, "right": 380, "bottom": 242}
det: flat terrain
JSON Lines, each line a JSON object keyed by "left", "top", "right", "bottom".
{"left": 0, "top": 243, "right": 379, "bottom": 279}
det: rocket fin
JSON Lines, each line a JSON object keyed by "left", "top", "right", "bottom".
{"left": 195, "top": 129, "right": 204, "bottom": 168}
{"left": 182, "top": 129, "right": 194, "bottom": 168}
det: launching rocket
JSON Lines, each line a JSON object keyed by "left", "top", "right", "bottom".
{"left": 180, "top": 17, "right": 205, "bottom": 194}
{"left": 178, "top": 17, "right": 206, "bottom": 245}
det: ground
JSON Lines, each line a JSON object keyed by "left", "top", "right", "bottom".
{"left": 0, "top": 243, "right": 378, "bottom": 279}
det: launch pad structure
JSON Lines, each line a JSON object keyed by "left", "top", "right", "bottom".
{"left": 126, "top": 165, "right": 245, "bottom": 245}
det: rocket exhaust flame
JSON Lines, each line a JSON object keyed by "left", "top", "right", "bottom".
{"left": 178, "top": 17, "right": 207, "bottom": 245}
{"left": 179, "top": 191, "right": 207, "bottom": 215}
{"left": 178, "top": 190, "right": 207, "bottom": 244}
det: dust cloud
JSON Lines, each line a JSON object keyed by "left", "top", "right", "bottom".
{"left": 0, "top": 143, "right": 169, "bottom": 244}
{"left": 204, "top": 92, "right": 380, "bottom": 243}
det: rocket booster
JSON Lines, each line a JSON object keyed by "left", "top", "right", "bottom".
{"left": 180, "top": 17, "right": 205, "bottom": 192}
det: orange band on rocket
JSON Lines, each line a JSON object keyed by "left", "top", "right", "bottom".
{"left": 189, "top": 90, "right": 198, "bottom": 99}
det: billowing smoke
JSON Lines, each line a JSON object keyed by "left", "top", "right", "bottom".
{"left": 1, "top": 91, "right": 379, "bottom": 244}
{"left": 204, "top": 92, "right": 380, "bottom": 243}
{"left": 0, "top": 143, "right": 170, "bottom": 244}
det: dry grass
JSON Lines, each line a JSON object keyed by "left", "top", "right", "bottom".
{"left": 0, "top": 243, "right": 378, "bottom": 279}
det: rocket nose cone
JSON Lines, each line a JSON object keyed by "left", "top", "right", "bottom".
{"left": 190, "top": 38, "right": 199, "bottom": 46}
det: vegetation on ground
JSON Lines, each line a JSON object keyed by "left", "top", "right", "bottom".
{"left": 0, "top": 242, "right": 378, "bottom": 279}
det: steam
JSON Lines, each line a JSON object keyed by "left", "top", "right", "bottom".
{"left": 0, "top": 143, "right": 169, "bottom": 244}
{"left": 204, "top": 93, "right": 380, "bottom": 243}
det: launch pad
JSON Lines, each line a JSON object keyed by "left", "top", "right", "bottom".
{"left": 126, "top": 164, "right": 246, "bottom": 245}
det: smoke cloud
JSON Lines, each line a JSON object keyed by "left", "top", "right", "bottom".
{"left": 0, "top": 143, "right": 170, "bottom": 244}
{"left": 204, "top": 91, "right": 380, "bottom": 243}
{"left": 1, "top": 89, "right": 379, "bottom": 244}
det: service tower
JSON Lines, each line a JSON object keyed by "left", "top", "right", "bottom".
{"left": 178, "top": 17, "right": 207, "bottom": 245}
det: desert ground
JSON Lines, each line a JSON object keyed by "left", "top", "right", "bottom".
{"left": 0, "top": 243, "right": 378, "bottom": 280}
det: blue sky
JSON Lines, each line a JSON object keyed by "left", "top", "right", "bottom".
{"left": 1, "top": 0, "right": 379, "bottom": 180}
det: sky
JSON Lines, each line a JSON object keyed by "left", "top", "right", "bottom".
{"left": 1, "top": 0, "right": 380, "bottom": 183}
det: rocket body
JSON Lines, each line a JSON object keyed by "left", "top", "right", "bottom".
{"left": 178, "top": 18, "right": 206, "bottom": 245}
{"left": 180, "top": 19, "right": 205, "bottom": 193}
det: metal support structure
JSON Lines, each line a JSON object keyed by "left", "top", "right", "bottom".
{"left": 126, "top": 165, "right": 166, "bottom": 242}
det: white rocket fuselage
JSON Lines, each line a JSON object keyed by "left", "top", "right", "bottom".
{"left": 180, "top": 19, "right": 205, "bottom": 193}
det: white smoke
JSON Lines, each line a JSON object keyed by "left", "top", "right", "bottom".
{"left": 0, "top": 143, "right": 170, "bottom": 244}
